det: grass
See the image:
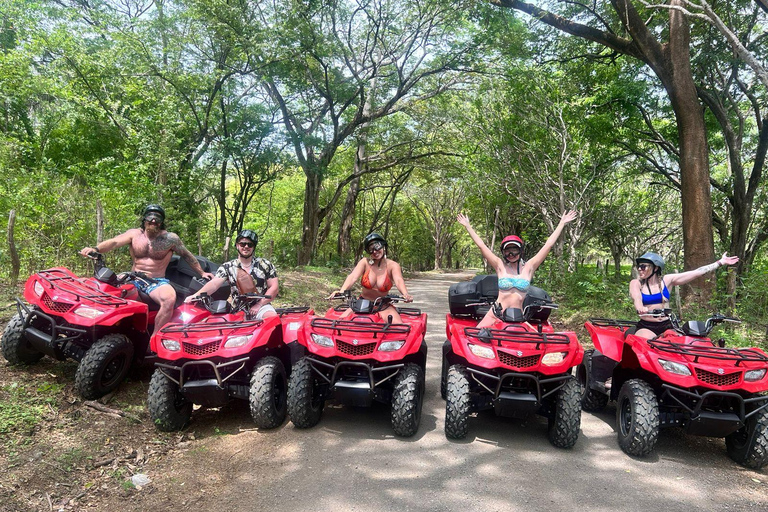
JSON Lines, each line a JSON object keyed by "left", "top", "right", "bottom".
{"left": 0, "top": 380, "right": 62, "bottom": 438}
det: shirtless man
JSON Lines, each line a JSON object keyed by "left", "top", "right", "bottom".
{"left": 79, "top": 204, "right": 215, "bottom": 335}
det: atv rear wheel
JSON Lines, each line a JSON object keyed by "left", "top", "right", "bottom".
{"left": 147, "top": 368, "right": 192, "bottom": 432}
{"left": 75, "top": 333, "right": 134, "bottom": 399}
{"left": 249, "top": 356, "right": 288, "bottom": 429}
{"left": 725, "top": 406, "right": 768, "bottom": 469}
{"left": 548, "top": 378, "right": 582, "bottom": 448}
{"left": 440, "top": 353, "right": 448, "bottom": 400}
{"left": 391, "top": 364, "right": 424, "bottom": 437}
{"left": 578, "top": 349, "right": 609, "bottom": 412}
{"left": 616, "top": 379, "right": 659, "bottom": 456}
{"left": 445, "top": 365, "right": 471, "bottom": 439}
{"left": 1, "top": 312, "right": 44, "bottom": 365}
{"left": 287, "top": 357, "right": 324, "bottom": 428}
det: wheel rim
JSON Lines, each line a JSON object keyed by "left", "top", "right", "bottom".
{"left": 101, "top": 354, "right": 127, "bottom": 387}
{"left": 619, "top": 396, "right": 632, "bottom": 437}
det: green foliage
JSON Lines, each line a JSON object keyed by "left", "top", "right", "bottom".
{"left": 0, "top": 380, "right": 61, "bottom": 437}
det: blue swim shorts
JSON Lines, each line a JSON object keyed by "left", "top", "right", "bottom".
{"left": 132, "top": 276, "right": 172, "bottom": 295}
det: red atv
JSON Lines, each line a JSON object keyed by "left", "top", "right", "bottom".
{"left": 442, "top": 275, "right": 584, "bottom": 448}
{"left": 1, "top": 252, "right": 226, "bottom": 399}
{"left": 287, "top": 293, "right": 427, "bottom": 437}
{"left": 147, "top": 293, "right": 313, "bottom": 431}
{"left": 581, "top": 311, "right": 768, "bottom": 468}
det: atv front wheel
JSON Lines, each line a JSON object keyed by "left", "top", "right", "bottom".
{"left": 249, "top": 356, "right": 288, "bottom": 429}
{"left": 147, "top": 369, "right": 192, "bottom": 431}
{"left": 287, "top": 357, "right": 324, "bottom": 428}
{"left": 725, "top": 406, "right": 768, "bottom": 469}
{"left": 1, "top": 312, "right": 44, "bottom": 365}
{"left": 74, "top": 333, "right": 134, "bottom": 399}
{"left": 616, "top": 379, "right": 659, "bottom": 456}
{"left": 445, "top": 365, "right": 471, "bottom": 439}
{"left": 391, "top": 364, "right": 424, "bottom": 437}
{"left": 578, "top": 349, "right": 609, "bottom": 412}
{"left": 548, "top": 378, "right": 582, "bottom": 448}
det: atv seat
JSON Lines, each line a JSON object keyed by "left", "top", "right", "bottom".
{"left": 448, "top": 275, "right": 498, "bottom": 320}
{"left": 448, "top": 275, "right": 554, "bottom": 323}
{"left": 165, "top": 255, "right": 230, "bottom": 305}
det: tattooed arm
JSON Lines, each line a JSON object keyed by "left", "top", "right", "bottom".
{"left": 168, "top": 233, "right": 215, "bottom": 280}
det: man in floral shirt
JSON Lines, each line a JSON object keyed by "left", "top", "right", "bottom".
{"left": 186, "top": 230, "right": 278, "bottom": 319}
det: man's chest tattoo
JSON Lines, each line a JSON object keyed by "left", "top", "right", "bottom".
{"left": 150, "top": 234, "right": 176, "bottom": 253}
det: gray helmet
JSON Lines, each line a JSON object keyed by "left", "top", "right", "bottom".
{"left": 143, "top": 204, "right": 165, "bottom": 222}
{"left": 636, "top": 252, "right": 665, "bottom": 272}
{"left": 236, "top": 229, "right": 258, "bottom": 246}
{"left": 363, "top": 232, "right": 387, "bottom": 251}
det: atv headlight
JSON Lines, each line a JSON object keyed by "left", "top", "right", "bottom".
{"left": 379, "top": 340, "right": 405, "bottom": 352}
{"left": 224, "top": 335, "right": 250, "bottom": 348}
{"left": 745, "top": 369, "right": 767, "bottom": 382}
{"left": 161, "top": 339, "right": 181, "bottom": 352}
{"left": 658, "top": 359, "right": 692, "bottom": 376}
{"left": 468, "top": 343, "right": 495, "bottom": 359}
{"left": 33, "top": 281, "right": 44, "bottom": 297}
{"left": 541, "top": 352, "right": 567, "bottom": 366}
{"left": 74, "top": 306, "right": 105, "bottom": 319}
{"left": 310, "top": 333, "right": 334, "bottom": 348}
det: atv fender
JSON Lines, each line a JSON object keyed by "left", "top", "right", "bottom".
{"left": 585, "top": 322, "right": 625, "bottom": 362}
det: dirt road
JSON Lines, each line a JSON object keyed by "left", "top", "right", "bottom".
{"left": 59, "top": 272, "right": 768, "bottom": 511}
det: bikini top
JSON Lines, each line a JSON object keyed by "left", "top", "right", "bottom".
{"left": 361, "top": 263, "right": 393, "bottom": 293}
{"left": 641, "top": 280, "right": 670, "bottom": 306}
{"left": 498, "top": 276, "right": 530, "bottom": 292}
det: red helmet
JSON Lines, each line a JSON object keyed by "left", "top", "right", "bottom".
{"left": 500, "top": 235, "right": 524, "bottom": 251}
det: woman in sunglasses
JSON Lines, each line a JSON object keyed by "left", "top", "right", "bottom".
{"left": 333, "top": 232, "right": 413, "bottom": 324}
{"left": 630, "top": 251, "right": 739, "bottom": 338}
{"left": 457, "top": 210, "right": 578, "bottom": 329}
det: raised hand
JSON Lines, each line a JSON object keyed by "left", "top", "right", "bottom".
{"left": 559, "top": 210, "right": 578, "bottom": 226}
{"left": 718, "top": 253, "right": 739, "bottom": 267}
{"left": 456, "top": 213, "right": 471, "bottom": 228}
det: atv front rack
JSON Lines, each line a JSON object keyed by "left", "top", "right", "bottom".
{"left": 37, "top": 269, "right": 129, "bottom": 307}
{"left": 588, "top": 318, "right": 637, "bottom": 329}
{"left": 310, "top": 317, "right": 410, "bottom": 338}
{"left": 464, "top": 327, "right": 571, "bottom": 348}
{"left": 276, "top": 306, "right": 311, "bottom": 315}
{"left": 647, "top": 339, "right": 768, "bottom": 365}
{"left": 159, "top": 318, "right": 264, "bottom": 337}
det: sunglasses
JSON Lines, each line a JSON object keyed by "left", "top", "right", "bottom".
{"left": 144, "top": 214, "right": 162, "bottom": 223}
{"left": 503, "top": 249, "right": 522, "bottom": 256}
{"left": 636, "top": 263, "right": 651, "bottom": 271}
{"left": 238, "top": 242, "right": 254, "bottom": 248}
{"left": 367, "top": 242, "right": 384, "bottom": 254}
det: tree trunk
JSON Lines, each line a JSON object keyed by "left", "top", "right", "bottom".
{"left": 8, "top": 210, "right": 19, "bottom": 286}
{"left": 218, "top": 158, "right": 228, "bottom": 235}
{"left": 663, "top": 3, "right": 715, "bottom": 299}
{"left": 298, "top": 170, "right": 322, "bottom": 265}
{"left": 96, "top": 200, "right": 104, "bottom": 244}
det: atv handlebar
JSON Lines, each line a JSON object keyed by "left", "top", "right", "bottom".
{"left": 638, "top": 308, "right": 671, "bottom": 318}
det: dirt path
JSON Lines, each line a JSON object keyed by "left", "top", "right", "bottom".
{"left": 5, "top": 272, "right": 768, "bottom": 511}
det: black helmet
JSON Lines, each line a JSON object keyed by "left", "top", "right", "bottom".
{"left": 363, "top": 232, "right": 387, "bottom": 251}
{"left": 636, "top": 252, "right": 665, "bottom": 272}
{"left": 143, "top": 204, "right": 165, "bottom": 221}
{"left": 236, "top": 229, "right": 258, "bottom": 246}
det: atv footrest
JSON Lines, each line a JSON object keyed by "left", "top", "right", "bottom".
{"left": 333, "top": 381, "right": 374, "bottom": 407}
{"left": 494, "top": 392, "right": 539, "bottom": 418}
{"left": 685, "top": 411, "right": 742, "bottom": 437}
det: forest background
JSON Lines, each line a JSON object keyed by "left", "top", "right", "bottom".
{"left": 2, "top": 0, "right": 768, "bottom": 343}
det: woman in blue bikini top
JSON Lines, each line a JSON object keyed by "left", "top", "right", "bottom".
{"left": 457, "top": 210, "right": 578, "bottom": 329}
{"left": 630, "top": 250, "right": 739, "bottom": 338}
